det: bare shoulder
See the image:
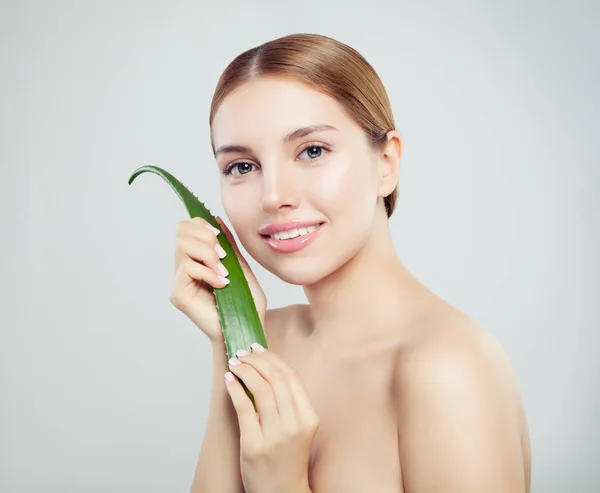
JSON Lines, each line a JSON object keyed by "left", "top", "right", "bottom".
{"left": 393, "top": 307, "right": 530, "bottom": 492}
{"left": 396, "top": 310, "right": 520, "bottom": 393}
{"left": 263, "top": 303, "right": 307, "bottom": 351}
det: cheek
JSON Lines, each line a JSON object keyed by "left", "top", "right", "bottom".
{"left": 313, "top": 153, "right": 379, "bottom": 219}
{"left": 222, "top": 192, "right": 247, "bottom": 221}
{"left": 221, "top": 189, "right": 258, "bottom": 244}
{"left": 320, "top": 154, "right": 380, "bottom": 255}
{"left": 221, "top": 178, "right": 261, "bottom": 218}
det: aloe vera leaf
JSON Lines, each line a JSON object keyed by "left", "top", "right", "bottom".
{"left": 128, "top": 165, "right": 268, "bottom": 408}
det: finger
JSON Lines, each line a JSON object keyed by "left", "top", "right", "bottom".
{"left": 188, "top": 216, "right": 221, "bottom": 235}
{"left": 176, "top": 220, "right": 223, "bottom": 267}
{"left": 216, "top": 217, "right": 263, "bottom": 298}
{"left": 176, "top": 258, "right": 229, "bottom": 289}
{"left": 224, "top": 371, "right": 263, "bottom": 444}
{"left": 190, "top": 216, "right": 221, "bottom": 236}
{"left": 215, "top": 216, "right": 236, "bottom": 249}
{"left": 228, "top": 358, "right": 280, "bottom": 428}
{"left": 248, "top": 344, "right": 317, "bottom": 424}
{"left": 176, "top": 218, "right": 219, "bottom": 248}
{"left": 237, "top": 349, "right": 298, "bottom": 432}
{"left": 175, "top": 237, "right": 227, "bottom": 279}
{"left": 215, "top": 216, "right": 252, "bottom": 271}
{"left": 177, "top": 218, "right": 220, "bottom": 244}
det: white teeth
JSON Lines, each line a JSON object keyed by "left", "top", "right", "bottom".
{"left": 271, "top": 224, "right": 320, "bottom": 240}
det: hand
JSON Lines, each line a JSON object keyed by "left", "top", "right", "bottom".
{"left": 224, "top": 343, "right": 318, "bottom": 493}
{"left": 169, "top": 216, "right": 267, "bottom": 343}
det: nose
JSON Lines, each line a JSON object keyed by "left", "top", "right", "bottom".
{"left": 260, "top": 163, "right": 300, "bottom": 214}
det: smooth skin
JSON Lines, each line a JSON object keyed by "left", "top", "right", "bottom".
{"left": 182, "top": 75, "right": 531, "bottom": 492}
{"left": 172, "top": 217, "right": 315, "bottom": 492}
{"left": 225, "top": 343, "right": 318, "bottom": 493}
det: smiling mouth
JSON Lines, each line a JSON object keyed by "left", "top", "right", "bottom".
{"left": 260, "top": 222, "right": 326, "bottom": 254}
{"left": 260, "top": 222, "right": 325, "bottom": 240}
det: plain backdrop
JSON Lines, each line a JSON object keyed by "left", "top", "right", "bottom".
{"left": 1, "top": 1, "right": 598, "bottom": 492}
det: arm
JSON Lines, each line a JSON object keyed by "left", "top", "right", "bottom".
{"left": 190, "top": 342, "right": 245, "bottom": 493}
{"left": 395, "top": 334, "right": 527, "bottom": 493}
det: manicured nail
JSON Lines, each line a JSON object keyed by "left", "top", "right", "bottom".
{"left": 217, "top": 262, "right": 228, "bottom": 276}
{"left": 215, "top": 243, "right": 227, "bottom": 259}
{"left": 251, "top": 342, "right": 266, "bottom": 352}
{"left": 236, "top": 349, "right": 250, "bottom": 358}
{"left": 228, "top": 357, "right": 242, "bottom": 366}
{"left": 218, "top": 276, "right": 230, "bottom": 285}
{"left": 225, "top": 372, "right": 235, "bottom": 382}
{"left": 204, "top": 224, "right": 220, "bottom": 236}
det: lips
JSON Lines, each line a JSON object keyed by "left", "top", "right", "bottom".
{"left": 259, "top": 220, "right": 324, "bottom": 236}
{"left": 262, "top": 222, "right": 325, "bottom": 253}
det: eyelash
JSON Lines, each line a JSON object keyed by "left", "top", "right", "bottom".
{"left": 222, "top": 143, "right": 331, "bottom": 176}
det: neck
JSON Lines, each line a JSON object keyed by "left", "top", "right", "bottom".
{"left": 302, "top": 213, "right": 431, "bottom": 348}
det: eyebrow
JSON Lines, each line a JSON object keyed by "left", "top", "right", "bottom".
{"left": 214, "top": 124, "right": 338, "bottom": 157}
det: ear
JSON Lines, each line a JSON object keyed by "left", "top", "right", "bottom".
{"left": 377, "top": 130, "right": 402, "bottom": 198}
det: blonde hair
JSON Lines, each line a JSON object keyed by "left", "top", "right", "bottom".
{"left": 209, "top": 33, "right": 398, "bottom": 218}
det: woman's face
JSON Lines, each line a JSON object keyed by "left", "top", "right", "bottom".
{"left": 211, "top": 75, "right": 392, "bottom": 285}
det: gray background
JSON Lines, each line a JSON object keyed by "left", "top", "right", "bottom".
{"left": 1, "top": 1, "right": 598, "bottom": 492}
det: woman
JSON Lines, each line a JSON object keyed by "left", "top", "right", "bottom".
{"left": 173, "top": 33, "right": 531, "bottom": 493}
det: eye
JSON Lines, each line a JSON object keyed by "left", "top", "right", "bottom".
{"left": 222, "top": 144, "right": 330, "bottom": 176}
{"left": 222, "top": 162, "right": 257, "bottom": 176}
{"left": 298, "top": 144, "right": 329, "bottom": 160}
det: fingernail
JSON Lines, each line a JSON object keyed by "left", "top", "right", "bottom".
{"left": 251, "top": 342, "right": 266, "bottom": 352}
{"left": 204, "top": 224, "right": 220, "bottom": 236}
{"left": 217, "top": 262, "right": 228, "bottom": 276}
{"left": 225, "top": 371, "right": 235, "bottom": 382}
{"left": 218, "top": 276, "right": 230, "bottom": 285}
{"left": 215, "top": 243, "right": 227, "bottom": 259}
{"left": 236, "top": 349, "right": 250, "bottom": 358}
{"left": 228, "top": 357, "right": 242, "bottom": 366}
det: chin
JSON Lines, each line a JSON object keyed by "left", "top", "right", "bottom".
{"left": 273, "top": 268, "right": 326, "bottom": 286}
{"left": 267, "top": 247, "right": 357, "bottom": 286}
{"left": 248, "top": 251, "right": 333, "bottom": 286}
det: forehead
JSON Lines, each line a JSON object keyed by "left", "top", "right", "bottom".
{"left": 211, "top": 76, "right": 357, "bottom": 147}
